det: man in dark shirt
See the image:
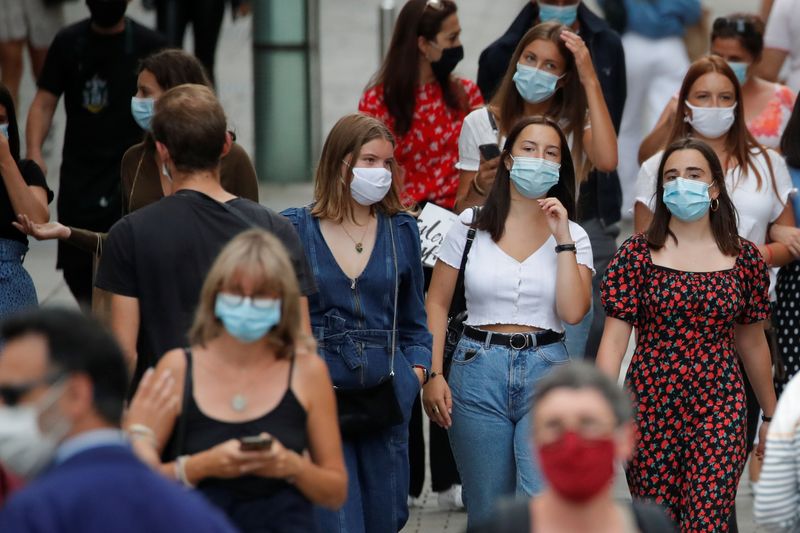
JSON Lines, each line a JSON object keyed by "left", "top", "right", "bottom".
{"left": 25, "top": 0, "right": 165, "bottom": 309}
{"left": 478, "top": 0, "right": 626, "bottom": 359}
{"left": 95, "top": 84, "right": 316, "bottom": 392}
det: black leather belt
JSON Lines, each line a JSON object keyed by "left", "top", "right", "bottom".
{"left": 462, "top": 325, "right": 564, "bottom": 350}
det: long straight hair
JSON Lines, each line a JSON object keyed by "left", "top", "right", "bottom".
{"left": 781, "top": 96, "right": 800, "bottom": 169}
{"left": 646, "top": 138, "right": 741, "bottom": 256}
{"left": 476, "top": 116, "right": 576, "bottom": 242}
{"left": 0, "top": 84, "right": 21, "bottom": 162}
{"left": 311, "top": 113, "right": 409, "bottom": 223}
{"left": 368, "top": 0, "right": 468, "bottom": 136}
{"left": 490, "top": 22, "right": 588, "bottom": 181}
{"left": 667, "top": 55, "right": 776, "bottom": 194}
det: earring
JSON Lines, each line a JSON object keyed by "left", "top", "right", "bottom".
{"left": 710, "top": 197, "right": 719, "bottom": 212}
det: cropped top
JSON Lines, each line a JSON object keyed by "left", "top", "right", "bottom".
{"left": 437, "top": 209, "right": 594, "bottom": 332}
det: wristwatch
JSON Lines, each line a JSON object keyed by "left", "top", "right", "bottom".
{"left": 554, "top": 242, "right": 577, "bottom": 253}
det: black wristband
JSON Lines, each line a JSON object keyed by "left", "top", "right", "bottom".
{"left": 412, "top": 365, "right": 429, "bottom": 385}
{"left": 761, "top": 414, "right": 773, "bottom": 422}
{"left": 555, "top": 243, "right": 577, "bottom": 253}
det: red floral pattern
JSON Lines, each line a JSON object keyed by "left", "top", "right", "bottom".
{"left": 359, "top": 79, "right": 483, "bottom": 208}
{"left": 602, "top": 234, "right": 770, "bottom": 532}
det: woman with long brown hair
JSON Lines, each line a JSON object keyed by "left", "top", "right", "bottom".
{"left": 599, "top": 138, "right": 777, "bottom": 531}
{"left": 282, "top": 113, "right": 431, "bottom": 533}
{"left": 358, "top": 0, "right": 482, "bottom": 210}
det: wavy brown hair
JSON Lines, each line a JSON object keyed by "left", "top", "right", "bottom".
{"left": 368, "top": 0, "right": 468, "bottom": 136}
{"left": 667, "top": 55, "right": 777, "bottom": 194}
{"left": 490, "top": 22, "right": 588, "bottom": 181}
{"left": 646, "top": 138, "right": 741, "bottom": 256}
{"left": 476, "top": 116, "right": 576, "bottom": 242}
{"left": 311, "top": 113, "right": 409, "bottom": 223}
{"left": 189, "top": 229, "right": 302, "bottom": 359}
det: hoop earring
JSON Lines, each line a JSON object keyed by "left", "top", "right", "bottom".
{"left": 710, "top": 197, "right": 719, "bottom": 212}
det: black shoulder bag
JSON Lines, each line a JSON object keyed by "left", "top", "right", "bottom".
{"left": 334, "top": 216, "right": 404, "bottom": 439}
{"left": 443, "top": 206, "right": 479, "bottom": 378}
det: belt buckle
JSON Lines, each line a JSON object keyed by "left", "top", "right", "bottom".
{"left": 509, "top": 333, "right": 529, "bottom": 350}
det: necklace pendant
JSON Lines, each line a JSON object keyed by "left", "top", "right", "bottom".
{"left": 355, "top": 242, "right": 363, "bottom": 253}
{"left": 231, "top": 394, "right": 247, "bottom": 412}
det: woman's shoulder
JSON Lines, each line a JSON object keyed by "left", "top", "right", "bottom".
{"left": 617, "top": 233, "right": 649, "bottom": 256}
{"left": 359, "top": 84, "right": 386, "bottom": 110}
{"left": 772, "top": 82, "right": 796, "bottom": 107}
{"left": 455, "top": 77, "right": 484, "bottom": 105}
{"left": 737, "top": 237, "right": 764, "bottom": 264}
{"left": 280, "top": 205, "right": 312, "bottom": 226}
{"left": 642, "top": 151, "right": 664, "bottom": 171}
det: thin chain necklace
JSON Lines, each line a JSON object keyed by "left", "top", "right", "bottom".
{"left": 341, "top": 218, "right": 371, "bottom": 253}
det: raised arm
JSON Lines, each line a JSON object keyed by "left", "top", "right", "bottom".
{"left": 25, "top": 90, "right": 58, "bottom": 176}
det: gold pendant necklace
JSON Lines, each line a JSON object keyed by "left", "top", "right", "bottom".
{"left": 341, "top": 219, "right": 371, "bottom": 253}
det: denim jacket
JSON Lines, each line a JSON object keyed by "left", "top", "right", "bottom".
{"left": 282, "top": 207, "right": 432, "bottom": 388}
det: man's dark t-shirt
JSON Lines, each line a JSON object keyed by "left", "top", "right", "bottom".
{"left": 37, "top": 18, "right": 165, "bottom": 266}
{"left": 95, "top": 190, "right": 317, "bottom": 388}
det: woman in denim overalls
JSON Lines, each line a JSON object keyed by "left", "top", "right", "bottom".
{"left": 282, "top": 113, "right": 432, "bottom": 533}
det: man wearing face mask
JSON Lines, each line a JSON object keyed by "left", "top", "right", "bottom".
{"left": 467, "top": 363, "right": 676, "bottom": 533}
{"left": 0, "top": 308, "right": 237, "bottom": 532}
{"left": 478, "top": 0, "right": 626, "bottom": 361}
{"left": 94, "top": 84, "right": 316, "bottom": 395}
{"left": 24, "top": 0, "right": 165, "bottom": 311}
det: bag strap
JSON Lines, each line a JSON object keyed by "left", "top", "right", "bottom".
{"left": 170, "top": 347, "right": 193, "bottom": 459}
{"left": 388, "top": 214, "right": 399, "bottom": 376}
{"left": 448, "top": 206, "right": 479, "bottom": 318}
{"left": 485, "top": 106, "right": 501, "bottom": 146}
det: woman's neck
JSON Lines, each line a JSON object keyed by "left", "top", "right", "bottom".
{"left": 668, "top": 215, "right": 714, "bottom": 243}
{"left": 534, "top": 491, "right": 622, "bottom": 532}
{"left": 524, "top": 100, "right": 552, "bottom": 118}
{"left": 210, "top": 334, "right": 278, "bottom": 366}
{"left": 418, "top": 57, "right": 435, "bottom": 85}
{"left": 345, "top": 201, "right": 373, "bottom": 226}
{"left": 692, "top": 133, "right": 729, "bottom": 165}
{"left": 508, "top": 194, "right": 547, "bottom": 226}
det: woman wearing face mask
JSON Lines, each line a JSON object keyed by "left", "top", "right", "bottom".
{"left": 126, "top": 228, "right": 347, "bottom": 532}
{"left": 467, "top": 363, "right": 676, "bottom": 533}
{"left": 358, "top": 0, "right": 482, "bottom": 210}
{"left": 0, "top": 84, "right": 52, "bottom": 317}
{"left": 15, "top": 49, "right": 258, "bottom": 253}
{"left": 640, "top": 14, "right": 796, "bottom": 158}
{"left": 281, "top": 114, "right": 431, "bottom": 533}
{"left": 425, "top": 116, "right": 593, "bottom": 527}
{"left": 598, "top": 138, "right": 777, "bottom": 531}
{"left": 455, "top": 21, "right": 617, "bottom": 214}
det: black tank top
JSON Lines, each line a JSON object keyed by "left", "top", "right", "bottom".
{"left": 172, "top": 348, "right": 315, "bottom": 532}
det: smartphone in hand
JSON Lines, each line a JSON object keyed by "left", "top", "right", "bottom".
{"left": 239, "top": 435, "right": 274, "bottom": 451}
{"left": 478, "top": 143, "right": 501, "bottom": 161}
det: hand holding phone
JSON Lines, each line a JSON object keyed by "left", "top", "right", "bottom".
{"left": 478, "top": 143, "right": 501, "bottom": 161}
{"left": 239, "top": 434, "right": 274, "bottom": 452}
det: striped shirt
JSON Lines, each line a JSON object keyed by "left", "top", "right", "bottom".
{"left": 754, "top": 373, "right": 800, "bottom": 532}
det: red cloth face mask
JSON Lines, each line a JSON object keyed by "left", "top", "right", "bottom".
{"left": 538, "top": 431, "right": 615, "bottom": 503}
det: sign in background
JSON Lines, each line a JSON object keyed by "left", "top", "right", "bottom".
{"left": 417, "top": 203, "right": 458, "bottom": 268}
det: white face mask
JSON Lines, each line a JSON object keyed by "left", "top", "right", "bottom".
{"left": 0, "top": 383, "right": 71, "bottom": 479}
{"left": 684, "top": 101, "right": 737, "bottom": 139}
{"left": 349, "top": 167, "right": 392, "bottom": 206}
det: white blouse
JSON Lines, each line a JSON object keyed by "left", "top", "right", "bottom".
{"left": 437, "top": 209, "right": 594, "bottom": 333}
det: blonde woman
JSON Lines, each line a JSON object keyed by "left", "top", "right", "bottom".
{"left": 126, "top": 229, "right": 346, "bottom": 533}
{"left": 282, "top": 113, "right": 432, "bottom": 533}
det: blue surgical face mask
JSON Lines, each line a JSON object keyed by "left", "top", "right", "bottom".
{"left": 727, "top": 61, "right": 749, "bottom": 85}
{"left": 509, "top": 156, "right": 561, "bottom": 199}
{"left": 662, "top": 177, "right": 711, "bottom": 222}
{"left": 0, "top": 123, "right": 9, "bottom": 139}
{"left": 130, "top": 97, "right": 155, "bottom": 130}
{"left": 538, "top": 2, "right": 579, "bottom": 26}
{"left": 513, "top": 63, "right": 562, "bottom": 104}
{"left": 214, "top": 293, "right": 282, "bottom": 343}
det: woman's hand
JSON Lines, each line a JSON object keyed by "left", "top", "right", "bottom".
{"left": 769, "top": 224, "right": 800, "bottom": 258}
{"left": 560, "top": 31, "right": 597, "bottom": 86}
{"left": 538, "top": 197, "right": 571, "bottom": 243}
{"left": 200, "top": 438, "right": 274, "bottom": 479}
{"left": 756, "top": 421, "right": 769, "bottom": 459}
{"left": 125, "top": 368, "right": 178, "bottom": 449}
{"left": 422, "top": 376, "right": 452, "bottom": 429}
{"left": 13, "top": 214, "right": 70, "bottom": 240}
{"left": 475, "top": 156, "right": 499, "bottom": 193}
{"left": 252, "top": 435, "right": 306, "bottom": 481}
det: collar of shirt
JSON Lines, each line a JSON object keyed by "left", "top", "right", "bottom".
{"left": 55, "top": 428, "right": 128, "bottom": 465}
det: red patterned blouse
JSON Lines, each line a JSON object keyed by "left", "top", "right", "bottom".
{"left": 359, "top": 79, "right": 483, "bottom": 209}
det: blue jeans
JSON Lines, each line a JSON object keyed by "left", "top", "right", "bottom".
{"left": 563, "top": 303, "right": 594, "bottom": 361}
{"left": 447, "top": 334, "right": 569, "bottom": 527}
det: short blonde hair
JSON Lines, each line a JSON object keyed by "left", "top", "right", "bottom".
{"left": 189, "top": 229, "right": 301, "bottom": 359}
{"left": 311, "top": 113, "right": 411, "bottom": 222}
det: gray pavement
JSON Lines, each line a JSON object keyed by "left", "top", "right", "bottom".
{"left": 18, "top": 1, "right": 762, "bottom": 531}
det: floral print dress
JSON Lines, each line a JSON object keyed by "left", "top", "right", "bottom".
{"left": 602, "top": 234, "right": 770, "bottom": 532}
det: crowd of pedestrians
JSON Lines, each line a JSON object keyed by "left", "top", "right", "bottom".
{"left": 2, "top": 1, "right": 800, "bottom": 532}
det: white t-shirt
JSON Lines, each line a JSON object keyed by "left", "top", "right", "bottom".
{"left": 436, "top": 209, "right": 594, "bottom": 333}
{"left": 634, "top": 148, "right": 794, "bottom": 297}
{"left": 764, "top": 0, "right": 800, "bottom": 92}
{"left": 457, "top": 107, "right": 506, "bottom": 172}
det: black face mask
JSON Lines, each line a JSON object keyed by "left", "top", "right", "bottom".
{"left": 86, "top": 0, "right": 128, "bottom": 29}
{"left": 430, "top": 45, "right": 464, "bottom": 84}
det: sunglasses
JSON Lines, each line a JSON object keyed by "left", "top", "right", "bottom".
{"left": 0, "top": 373, "right": 63, "bottom": 407}
{"left": 712, "top": 17, "right": 757, "bottom": 36}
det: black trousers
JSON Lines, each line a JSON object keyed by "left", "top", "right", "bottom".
{"left": 408, "top": 395, "right": 461, "bottom": 496}
{"left": 156, "top": 0, "right": 226, "bottom": 83}
{"left": 62, "top": 258, "right": 93, "bottom": 312}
